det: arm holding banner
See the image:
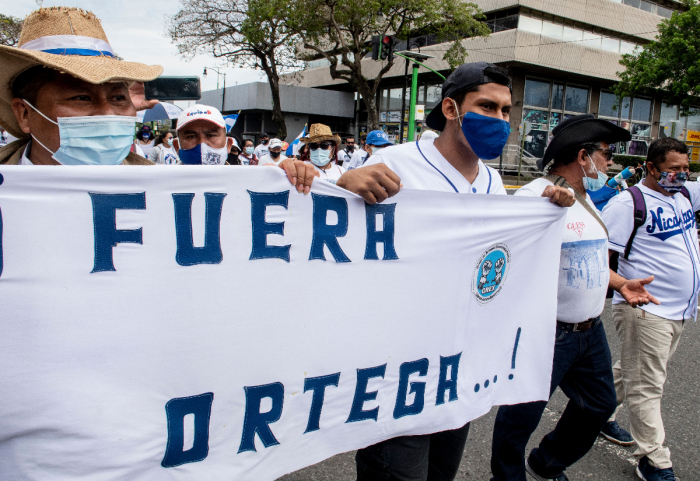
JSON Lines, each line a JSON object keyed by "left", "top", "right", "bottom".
{"left": 336, "top": 164, "right": 402, "bottom": 204}
{"left": 277, "top": 158, "right": 320, "bottom": 194}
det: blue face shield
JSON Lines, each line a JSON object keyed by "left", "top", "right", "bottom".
{"left": 453, "top": 103, "right": 510, "bottom": 160}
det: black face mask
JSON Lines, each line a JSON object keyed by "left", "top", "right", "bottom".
{"left": 270, "top": 151, "right": 281, "bottom": 159}
{"left": 227, "top": 153, "right": 239, "bottom": 164}
{"left": 346, "top": 145, "right": 355, "bottom": 152}
{"left": 262, "top": 139, "right": 269, "bottom": 145}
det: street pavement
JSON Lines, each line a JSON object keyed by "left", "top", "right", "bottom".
{"left": 280, "top": 301, "right": 699, "bottom": 480}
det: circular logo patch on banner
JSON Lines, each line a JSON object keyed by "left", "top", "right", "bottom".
{"left": 472, "top": 243, "right": 510, "bottom": 304}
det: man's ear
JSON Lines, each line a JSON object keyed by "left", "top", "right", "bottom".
{"left": 11, "top": 99, "right": 32, "bottom": 134}
{"left": 442, "top": 97, "right": 459, "bottom": 122}
{"left": 173, "top": 138, "right": 180, "bottom": 151}
{"left": 576, "top": 148, "right": 588, "bottom": 166}
{"left": 225, "top": 137, "right": 234, "bottom": 153}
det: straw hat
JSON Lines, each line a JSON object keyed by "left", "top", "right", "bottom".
{"left": 300, "top": 123, "right": 341, "bottom": 145}
{"left": 0, "top": 7, "right": 163, "bottom": 138}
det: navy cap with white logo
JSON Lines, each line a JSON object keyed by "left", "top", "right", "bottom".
{"left": 425, "top": 62, "right": 512, "bottom": 131}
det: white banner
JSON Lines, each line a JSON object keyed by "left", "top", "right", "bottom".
{"left": 0, "top": 167, "right": 566, "bottom": 480}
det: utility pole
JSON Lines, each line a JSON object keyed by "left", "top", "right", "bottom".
{"left": 203, "top": 66, "right": 227, "bottom": 112}
{"left": 393, "top": 51, "right": 443, "bottom": 142}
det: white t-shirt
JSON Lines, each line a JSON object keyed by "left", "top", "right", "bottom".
{"left": 363, "top": 137, "right": 506, "bottom": 194}
{"left": 137, "top": 140, "right": 155, "bottom": 158}
{"left": 346, "top": 149, "right": 368, "bottom": 170}
{"left": 258, "top": 153, "right": 286, "bottom": 167}
{"left": 254, "top": 143, "right": 270, "bottom": 159}
{"left": 133, "top": 144, "right": 145, "bottom": 157}
{"left": 154, "top": 145, "right": 179, "bottom": 165}
{"left": 337, "top": 148, "right": 353, "bottom": 165}
{"left": 517, "top": 178, "right": 609, "bottom": 323}
{"left": 603, "top": 182, "right": 700, "bottom": 321}
{"left": 305, "top": 161, "right": 346, "bottom": 184}
{"left": 20, "top": 141, "right": 33, "bottom": 165}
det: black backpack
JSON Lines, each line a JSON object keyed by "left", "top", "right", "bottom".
{"left": 606, "top": 185, "right": 692, "bottom": 298}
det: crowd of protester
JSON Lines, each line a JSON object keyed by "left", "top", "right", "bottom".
{"left": 0, "top": 6, "right": 697, "bottom": 481}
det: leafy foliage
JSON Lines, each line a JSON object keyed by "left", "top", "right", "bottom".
{"left": 0, "top": 14, "right": 23, "bottom": 47}
{"left": 615, "top": 0, "right": 700, "bottom": 114}
{"left": 168, "top": 0, "right": 303, "bottom": 139}
{"left": 286, "top": 0, "right": 490, "bottom": 129}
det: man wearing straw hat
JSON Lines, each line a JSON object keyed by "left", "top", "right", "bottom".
{"left": 0, "top": 7, "right": 163, "bottom": 166}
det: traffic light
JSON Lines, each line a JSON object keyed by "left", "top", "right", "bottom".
{"left": 380, "top": 35, "right": 394, "bottom": 61}
{"left": 371, "top": 35, "right": 380, "bottom": 61}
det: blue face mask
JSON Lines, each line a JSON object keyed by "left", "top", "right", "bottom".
{"left": 310, "top": 148, "right": 332, "bottom": 167}
{"left": 582, "top": 154, "right": 608, "bottom": 191}
{"left": 24, "top": 99, "right": 135, "bottom": 166}
{"left": 245, "top": 147, "right": 254, "bottom": 155}
{"left": 142, "top": 133, "right": 150, "bottom": 140}
{"left": 453, "top": 102, "right": 510, "bottom": 160}
{"left": 178, "top": 142, "right": 228, "bottom": 165}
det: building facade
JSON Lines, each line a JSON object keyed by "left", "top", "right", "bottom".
{"left": 283, "top": 0, "right": 696, "bottom": 169}
{"left": 200, "top": 82, "right": 356, "bottom": 144}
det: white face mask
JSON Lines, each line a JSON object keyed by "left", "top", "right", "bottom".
{"left": 178, "top": 141, "right": 228, "bottom": 165}
{"left": 23, "top": 99, "right": 136, "bottom": 166}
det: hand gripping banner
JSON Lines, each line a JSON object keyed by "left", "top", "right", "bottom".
{"left": 0, "top": 166, "right": 566, "bottom": 480}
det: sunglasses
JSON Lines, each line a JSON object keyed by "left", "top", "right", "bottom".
{"left": 309, "top": 142, "right": 332, "bottom": 150}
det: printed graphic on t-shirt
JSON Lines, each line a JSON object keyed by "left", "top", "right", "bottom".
{"left": 567, "top": 222, "right": 585, "bottom": 237}
{"left": 561, "top": 239, "right": 607, "bottom": 290}
{"left": 646, "top": 206, "right": 696, "bottom": 241}
{"left": 163, "top": 153, "right": 178, "bottom": 165}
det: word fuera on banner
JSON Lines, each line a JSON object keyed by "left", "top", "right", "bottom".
{"left": 0, "top": 166, "right": 566, "bottom": 481}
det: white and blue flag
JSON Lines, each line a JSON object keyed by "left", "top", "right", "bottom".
{"left": 286, "top": 124, "right": 307, "bottom": 156}
{"left": 223, "top": 111, "right": 241, "bottom": 132}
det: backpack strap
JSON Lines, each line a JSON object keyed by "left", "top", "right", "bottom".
{"left": 680, "top": 185, "right": 692, "bottom": 204}
{"left": 624, "top": 186, "right": 646, "bottom": 260}
{"left": 544, "top": 175, "right": 609, "bottom": 237}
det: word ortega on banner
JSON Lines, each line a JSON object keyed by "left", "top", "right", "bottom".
{"left": 81, "top": 190, "right": 399, "bottom": 274}
{"left": 161, "top": 353, "right": 462, "bottom": 468}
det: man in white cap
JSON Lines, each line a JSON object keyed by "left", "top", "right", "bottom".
{"left": 258, "top": 138, "right": 287, "bottom": 166}
{"left": 0, "top": 6, "right": 163, "bottom": 166}
{"left": 175, "top": 104, "right": 235, "bottom": 165}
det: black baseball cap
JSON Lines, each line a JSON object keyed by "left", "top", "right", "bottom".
{"left": 425, "top": 62, "right": 512, "bottom": 131}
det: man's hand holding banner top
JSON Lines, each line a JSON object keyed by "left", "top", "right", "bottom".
{"left": 0, "top": 166, "right": 566, "bottom": 480}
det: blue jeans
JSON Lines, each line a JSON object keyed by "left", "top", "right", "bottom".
{"left": 356, "top": 422, "right": 471, "bottom": 481}
{"left": 490, "top": 318, "right": 616, "bottom": 480}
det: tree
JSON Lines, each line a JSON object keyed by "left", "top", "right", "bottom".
{"left": 0, "top": 14, "right": 23, "bottom": 47}
{"left": 615, "top": 0, "right": 700, "bottom": 114}
{"left": 286, "top": 0, "right": 490, "bottom": 129}
{"left": 168, "top": 0, "right": 302, "bottom": 140}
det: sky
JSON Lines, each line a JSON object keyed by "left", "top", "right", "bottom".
{"left": 0, "top": 0, "right": 268, "bottom": 105}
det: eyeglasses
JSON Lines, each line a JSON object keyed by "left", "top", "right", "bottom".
{"left": 309, "top": 142, "right": 332, "bottom": 150}
{"left": 593, "top": 149, "right": 614, "bottom": 161}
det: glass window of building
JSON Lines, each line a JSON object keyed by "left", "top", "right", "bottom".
{"left": 599, "top": 92, "right": 652, "bottom": 156}
{"left": 620, "top": 41, "right": 637, "bottom": 55}
{"left": 519, "top": 16, "right": 542, "bottom": 34}
{"left": 425, "top": 85, "right": 442, "bottom": 109}
{"left": 523, "top": 79, "right": 550, "bottom": 108}
{"left": 542, "top": 21, "right": 563, "bottom": 40}
{"left": 601, "top": 37, "right": 621, "bottom": 53}
{"left": 659, "top": 102, "right": 679, "bottom": 138}
{"left": 563, "top": 26, "right": 583, "bottom": 42}
{"left": 522, "top": 79, "right": 591, "bottom": 159}
{"left": 582, "top": 32, "right": 602, "bottom": 49}
{"left": 623, "top": 0, "right": 641, "bottom": 7}
{"left": 388, "top": 89, "right": 403, "bottom": 111}
{"left": 565, "top": 86, "right": 589, "bottom": 113}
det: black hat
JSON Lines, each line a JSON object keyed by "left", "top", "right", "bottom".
{"left": 425, "top": 62, "right": 512, "bottom": 131}
{"left": 538, "top": 114, "right": 632, "bottom": 171}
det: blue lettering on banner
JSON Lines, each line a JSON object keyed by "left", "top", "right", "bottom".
{"left": 647, "top": 206, "right": 696, "bottom": 241}
{"left": 161, "top": 392, "right": 214, "bottom": 468}
{"left": 364, "top": 203, "right": 399, "bottom": 260}
{"left": 173, "top": 193, "right": 226, "bottom": 266}
{"left": 436, "top": 353, "right": 462, "bottom": 405}
{"left": 238, "top": 382, "right": 285, "bottom": 453}
{"left": 346, "top": 364, "right": 387, "bottom": 423}
{"left": 393, "top": 358, "right": 429, "bottom": 419}
{"left": 309, "top": 193, "right": 351, "bottom": 262}
{"left": 303, "top": 373, "right": 341, "bottom": 433}
{"left": 89, "top": 193, "right": 146, "bottom": 273}
{"left": 248, "top": 191, "right": 291, "bottom": 262}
